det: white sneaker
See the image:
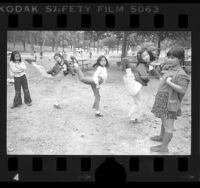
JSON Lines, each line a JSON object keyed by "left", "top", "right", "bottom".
{"left": 95, "top": 111, "right": 103, "bottom": 117}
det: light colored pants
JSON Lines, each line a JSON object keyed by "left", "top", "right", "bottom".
{"left": 128, "top": 90, "right": 143, "bottom": 120}
{"left": 53, "top": 72, "right": 65, "bottom": 105}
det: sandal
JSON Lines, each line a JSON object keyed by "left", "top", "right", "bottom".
{"left": 53, "top": 104, "right": 62, "bottom": 109}
{"left": 129, "top": 118, "right": 139, "bottom": 123}
{"left": 150, "top": 145, "right": 169, "bottom": 153}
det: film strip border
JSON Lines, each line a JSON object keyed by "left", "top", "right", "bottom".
{"left": 1, "top": 3, "right": 200, "bottom": 182}
{"left": 0, "top": 4, "right": 198, "bottom": 29}
{"left": 1, "top": 156, "right": 199, "bottom": 181}
{"left": 7, "top": 13, "right": 189, "bottom": 28}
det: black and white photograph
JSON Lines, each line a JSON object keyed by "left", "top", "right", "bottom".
{"left": 7, "top": 31, "right": 191, "bottom": 155}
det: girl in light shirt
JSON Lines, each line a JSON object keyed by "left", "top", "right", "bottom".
{"left": 9, "top": 51, "right": 32, "bottom": 109}
{"left": 71, "top": 55, "right": 109, "bottom": 117}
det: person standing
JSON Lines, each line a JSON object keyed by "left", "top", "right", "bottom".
{"left": 150, "top": 47, "right": 190, "bottom": 153}
{"left": 9, "top": 51, "right": 32, "bottom": 109}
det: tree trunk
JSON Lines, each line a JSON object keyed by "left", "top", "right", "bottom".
{"left": 42, "top": 39, "right": 45, "bottom": 51}
{"left": 62, "top": 45, "right": 65, "bottom": 52}
{"left": 53, "top": 31, "right": 58, "bottom": 52}
{"left": 52, "top": 41, "right": 55, "bottom": 52}
{"left": 13, "top": 40, "right": 15, "bottom": 49}
{"left": 83, "top": 33, "right": 86, "bottom": 51}
{"left": 117, "top": 39, "right": 120, "bottom": 52}
{"left": 62, "top": 39, "right": 65, "bottom": 52}
{"left": 29, "top": 34, "right": 35, "bottom": 56}
{"left": 72, "top": 45, "right": 76, "bottom": 55}
{"left": 40, "top": 39, "right": 45, "bottom": 55}
{"left": 157, "top": 32, "right": 161, "bottom": 58}
{"left": 93, "top": 40, "right": 96, "bottom": 52}
{"left": 121, "top": 31, "right": 128, "bottom": 59}
{"left": 97, "top": 40, "right": 100, "bottom": 54}
{"left": 22, "top": 40, "right": 26, "bottom": 51}
{"left": 89, "top": 41, "right": 92, "bottom": 52}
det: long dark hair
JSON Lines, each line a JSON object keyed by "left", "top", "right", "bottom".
{"left": 93, "top": 55, "right": 109, "bottom": 68}
{"left": 166, "top": 47, "right": 185, "bottom": 66}
{"left": 136, "top": 48, "right": 156, "bottom": 67}
{"left": 54, "top": 52, "right": 64, "bottom": 62}
{"left": 10, "top": 51, "right": 22, "bottom": 62}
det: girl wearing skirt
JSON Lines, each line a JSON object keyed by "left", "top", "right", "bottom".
{"left": 71, "top": 55, "right": 108, "bottom": 117}
{"left": 150, "top": 47, "right": 190, "bottom": 153}
{"left": 9, "top": 51, "right": 32, "bottom": 109}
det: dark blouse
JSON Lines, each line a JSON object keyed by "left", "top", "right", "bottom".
{"left": 47, "top": 60, "right": 73, "bottom": 76}
{"left": 134, "top": 63, "right": 150, "bottom": 86}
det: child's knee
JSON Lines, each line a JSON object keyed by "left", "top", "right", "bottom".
{"left": 79, "top": 77, "right": 84, "bottom": 82}
{"left": 163, "top": 119, "right": 174, "bottom": 133}
{"left": 164, "top": 126, "right": 174, "bottom": 133}
{"left": 96, "top": 95, "right": 100, "bottom": 100}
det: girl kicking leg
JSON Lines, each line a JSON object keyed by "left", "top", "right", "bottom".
{"left": 72, "top": 55, "right": 109, "bottom": 117}
{"left": 74, "top": 64, "right": 103, "bottom": 116}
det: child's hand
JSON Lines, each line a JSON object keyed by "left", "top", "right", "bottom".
{"left": 166, "top": 77, "right": 172, "bottom": 84}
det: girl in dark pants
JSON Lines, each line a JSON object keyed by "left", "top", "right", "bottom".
{"left": 9, "top": 51, "right": 32, "bottom": 109}
{"left": 71, "top": 56, "right": 108, "bottom": 117}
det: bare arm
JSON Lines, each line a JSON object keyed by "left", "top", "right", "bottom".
{"left": 166, "top": 76, "right": 189, "bottom": 95}
{"left": 32, "top": 62, "right": 53, "bottom": 78}
{"left": 167, "top": 80, "right": 186, "bottom": 94}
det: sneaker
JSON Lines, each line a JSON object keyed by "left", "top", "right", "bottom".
{"left": 129, "top": 118, "right": 139, "bottom": 123}
{"left": 53, "top": 104, "right": 62, "bottom": 109}
{"left": 150, "top": 145, "right": 169, "bottom": 153}
{"left": 95, "top": 111, "right": 103, "bottom": 117}
{"left": 26, "top": 103, "right": 32, "bottom": 106}
{"left": 10, "top": 105, "right": 17, "bottom": 109}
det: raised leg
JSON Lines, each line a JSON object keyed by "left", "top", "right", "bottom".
{"left": 75, "top": 67, "right": 95, "bottom": 85}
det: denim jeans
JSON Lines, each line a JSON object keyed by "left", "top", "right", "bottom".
{"left": 13, "top": 74, "right": 32, "bottom": 106}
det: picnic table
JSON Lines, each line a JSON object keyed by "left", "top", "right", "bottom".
{"left": 68, "top": 58, "right": 90, "bottom": 71}
{"left": 78, "top": 59, "right": 89, "bottom": 70}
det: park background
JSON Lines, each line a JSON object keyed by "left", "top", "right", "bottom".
{"left": 7, "top": 31, "right": 191, "bottom": 155}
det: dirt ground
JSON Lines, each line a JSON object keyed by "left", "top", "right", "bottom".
{"left": 7, "top": 58, "right": 191, "bottom": 155}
